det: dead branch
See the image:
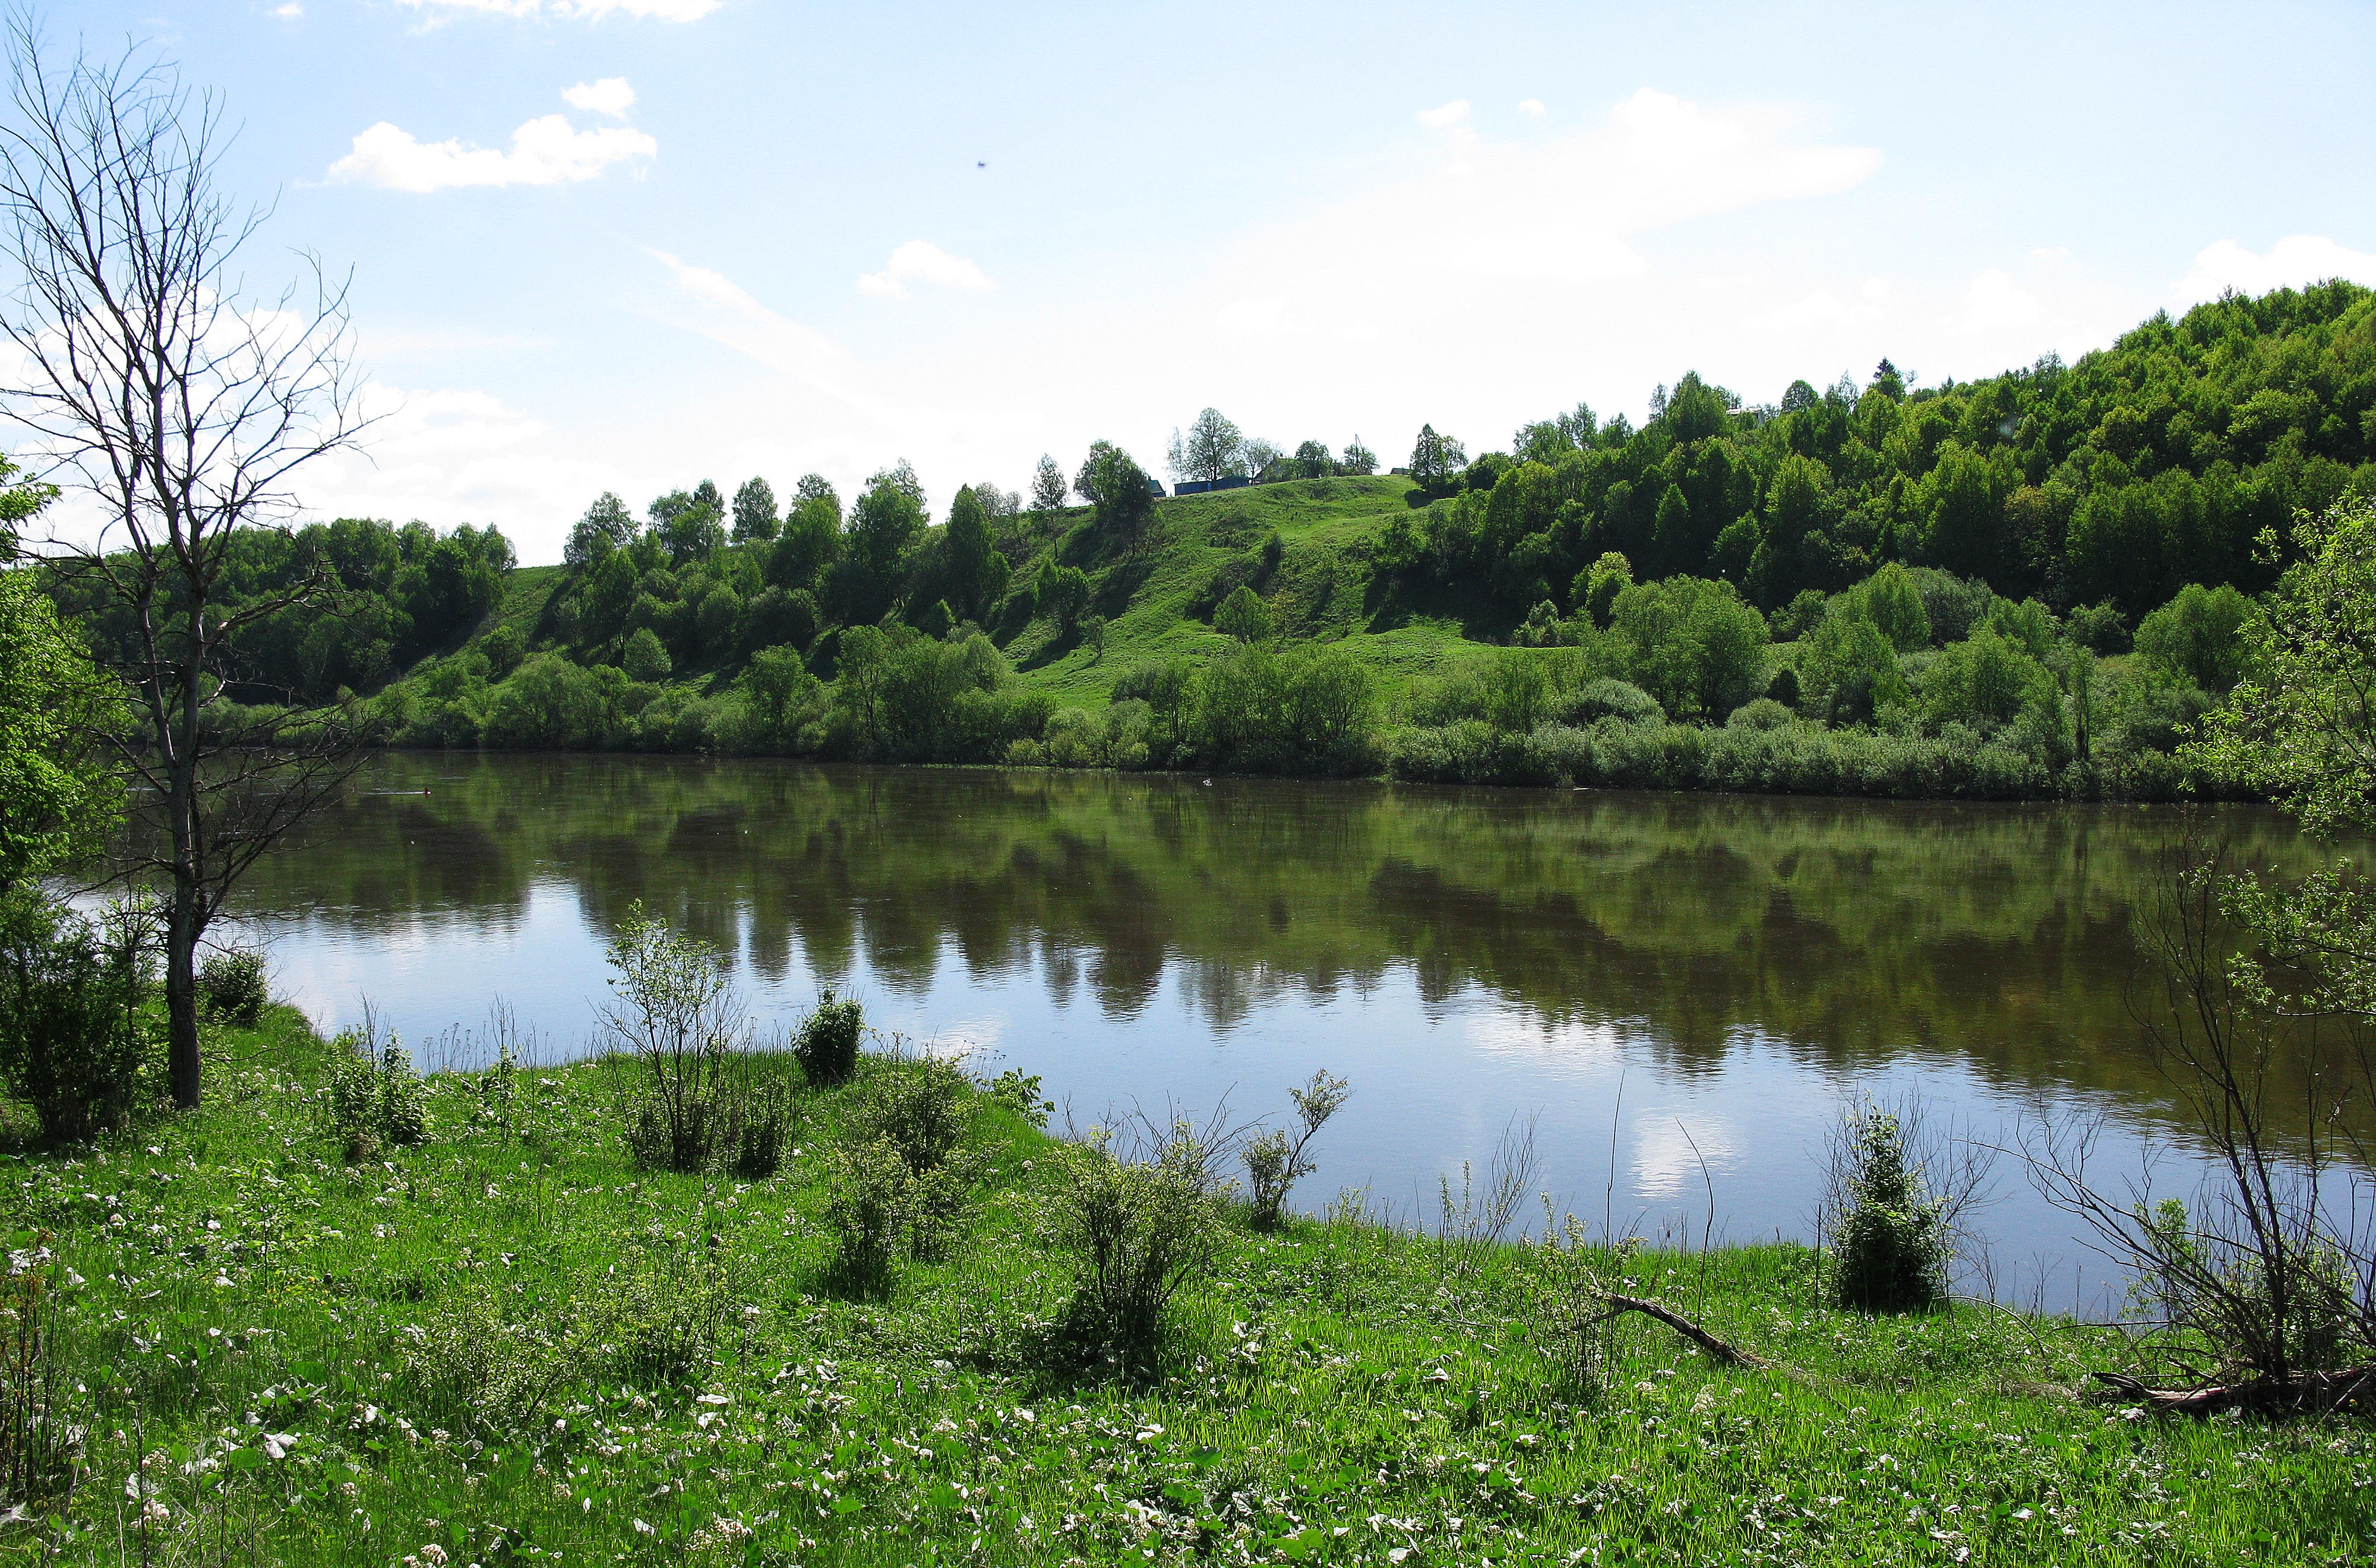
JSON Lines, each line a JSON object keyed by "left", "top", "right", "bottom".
{"left": 2090, "top": 1367, "right": 2376, "bottom": 1418}
{"left": 1581, "top": 1291, "right": 1770, "bottom": 1370}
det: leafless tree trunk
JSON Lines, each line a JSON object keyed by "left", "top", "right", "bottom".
{"left": 0, "top": 14, "right": 371, "bottom": 1107}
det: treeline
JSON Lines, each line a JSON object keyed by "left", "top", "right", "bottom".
{"left": 45, "top": 516, "right": 513, "bottom": 705}
{"left": 1386, "top": 558, "right": 2241, "bottom": 798}
{"left": 118, "top": 280, "right": 2376, "bottom": 802}
{"left": 1384, "top": 280, "right": 2374, "bottom": 617}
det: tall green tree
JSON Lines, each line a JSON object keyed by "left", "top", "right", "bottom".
{"left": 769, "top": 480, "right": 844, "bottom": 592}
{"left": 942, "top": 485, "right": 1010, "bottom": 620}
{"left": 1088, "top": 446, "right": 1158, "bottom": 552}
{"left": 650, "top": 486, "right": 726, "bottom": 565}
{"left": 731, "top": 478, "right": 780, "bottom": 543}
{"left": 1408, "top": 425, "right": 1466, "bottom": 496}
{"left": 565, "top": 492, "right": 637, "bottom": 567}
{"left": 1169, "top": 408, "right": 1244, "bottom": 485}
{"left": 1031, "top": 454, "right": 1068, "bottom": 519}
{"left": 836, "top": 465, "right": 927, "bottom": 622}
{"left": 0, "top": 482, "right": 117, "bottom": 894}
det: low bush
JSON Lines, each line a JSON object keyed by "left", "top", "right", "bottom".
{"left": 987, "top": 1068, "right": 1052, "bottom": 1129}
{"left": 822, "top": 1136, "right": 913, "bottom": 1294}
{"left": 1051, "top": 1120, "right": 1226, "bottom": 1365}
{"left": 848, "top": 1057, "right": 970, "bottom": 1175}
{"left": 725, "top": 1068, "right": 800, "bottom": 1180}
{"left": 196, "top": 950, "right": 268, "bottom": 1027}
{"left": 792, "top": 990, "right": 864, "bottom": 1085}
{"left": 326, "top": 1017, "right": 428, "bottom": 1161}
{"left": 0, "top": 1238, "right": 78, "bottom": 1509}
{"left": 1243, "top": 1069, "right": 1351, "bottom": 1229}
{"left": 409, "top": 1242, "right": 741, "bottom": 1431}
{"left": 602, "top": 903, "right": 742, "bottom": 1173}
{"left": 1826, "top": 1108, "right": 1948, "bottom": 1313}
{"left": 587, "top": 1242, "right": 742, "bottom": 1387}
{"left": 0, "top": 897, "right": 154, "bottom": 1145}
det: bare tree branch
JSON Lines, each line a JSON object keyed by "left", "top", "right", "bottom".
{"left": 0, "top": 12, "right": 374, "bottom": 1105}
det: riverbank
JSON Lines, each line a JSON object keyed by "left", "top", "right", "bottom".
{"left": 3, "top": 1009, "right": 2362, "bottom": 1566}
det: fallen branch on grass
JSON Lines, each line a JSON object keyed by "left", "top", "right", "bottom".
{"left": 2090, "top": 1367, "right": 2376, "bottom": 1418}
{"left": 1582, "top": 1292, "right": 1770, "bottom": 1369}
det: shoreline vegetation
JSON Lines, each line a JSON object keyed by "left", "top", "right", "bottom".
{"left": 5, "top": 987, "right": 2369, "bottom": 1565}
{"left": 48, "top": 280, "right": 2370, "bottom": 804}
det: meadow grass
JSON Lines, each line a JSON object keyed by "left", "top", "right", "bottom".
{"left": 3, "top": 1008, "right": 2367, "bottom": 1566}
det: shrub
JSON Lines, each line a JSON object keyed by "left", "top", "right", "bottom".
{"left": 792, "top": 990, "right": 864, "bottom": 1085}
{"left": 410, "top": 1242, "right": 739, "bottom": 1430}
{"left": 602, "top": 903, "right": 741, "bottom": 1173}
{"left": 197, "top": 949, "right": 268, "bottom": 1026}
{"left": 822, "top": 1136, "right": 913, "bottom": 1293}
{"left": 1556, "top": 677, "right": 1664, "bottom": 727}
{"left": 848, "top": 1057, "right": 970, "bottom": 1175}
{"left": 1826, "top": 1109, "right": 1948, "bottom": 1312}
{"left": 1726, "top": 697, "right": 1794, "bottom": 732}
{"left": 408, "top": 1287, "right": 564, "bottom": 1429}
{"left": 0, "top": 897, "right": 154, "bottom": 1145}
{"left": 589, "top": 1242, "right": 740, "bottom": 1387}
{"left": 725, "top": 1068, "right": 800, "bottom": 1180}
{"left": 326, "top": 1017, "right": 428, "bottom": 1161}
{"left": 621, "top": 625, "right": 672, "bottom": 682}
{"left": 1051, "top": 1120, "right": 1225, "bottom": 1364}
{"left": 1242, "top": 1069, "right": 1351, "bottom": 1229}
{"left": 987, "top": 1068, "right": 1051, "bottom": 1129}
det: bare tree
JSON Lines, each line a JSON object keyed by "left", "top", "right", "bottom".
{"left": 2028, "top": 833, "right": 2376, "bottom": 1414}
{"left": 0, "top": 17, "right": 371, "bottom": 1107}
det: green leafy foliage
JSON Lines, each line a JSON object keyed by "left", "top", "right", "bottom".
{"left": 197, "top": 950, "right": 268, "bottom": 1028}
{"left": 0, "top": 896, "right": 154, "bottom": 1144}
{"left": 792, "top": 991, "right": 864, "bottom": 1085}
{"left": 1051, "top": 1120, "right": 1227, "bottom": 1364}
{"left": 1827, "top": 1110, "right": 1949, "bottom": 1314}
{"left": 325, "top": 1019, "right": 427, "bottom": 1161}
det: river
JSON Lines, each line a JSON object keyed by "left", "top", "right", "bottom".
{"left": 214, "top": 752, "right": 2352, "bottom": 1308}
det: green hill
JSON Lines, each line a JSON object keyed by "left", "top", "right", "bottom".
{"left": 112, "top": 279, "right": 2376, "bottom": 800}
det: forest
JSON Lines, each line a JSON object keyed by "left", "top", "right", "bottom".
{"left": 51, "top": 279, "right": 2376, "bottom": 801}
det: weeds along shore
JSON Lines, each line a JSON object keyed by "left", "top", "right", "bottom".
{"left": 1, "top": 983, "right": 2366, "bottom": 1567}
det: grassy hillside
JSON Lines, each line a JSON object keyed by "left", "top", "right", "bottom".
{"left": 3, "top": 1003, "right": 2364, "bottom": 1564}
{"left": 990, "top": 477, "right": 1480, "bottom": 709}
{"left": 319, "top": 282, "right": 2376, "bottom": 797}
{"left": 476, "top": 476, "right": 1474, "bottom": 715}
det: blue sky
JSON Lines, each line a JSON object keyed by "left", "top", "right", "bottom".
{"left": 49, "top": 0, "right": 2376, "bottom": 561}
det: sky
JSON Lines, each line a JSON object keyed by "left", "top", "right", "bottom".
{"left": 23, "top": 0, "right": 2376, "bottom": 563}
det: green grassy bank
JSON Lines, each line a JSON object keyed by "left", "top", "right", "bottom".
{"left": 2, "top": 1009, "right": 2365, "bottom": 1566}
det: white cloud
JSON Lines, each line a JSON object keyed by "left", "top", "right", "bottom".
{"left": 855, "top": 241, "right": 991, "bottom": 299}
{"left": 2172, "top": 234, "right": 2376, "bottom": 306}
{"left": 1417, "top": 99, "right": 1471, "bottom": 130}
{"left": 271, "top": 3, "right": 303, "bottom": 17}
{"left": 297, "top": 382, "right": 611, "bottom": 551}
{"left": 648, "top": 249, "right": 871, "bottom": 407}
{"left": 1945, "top": 268, "right": 2043, "bottom": 335}
{"left": 561, "top": 77, "right": 634, "bottom": 116}
{"left": 396, "top": 0, "right": 718, "bottom": 21}
{"left": 327, "top": 112, "right": 655, "bottom": 192}
{"left": 1516, "top": 98, "right": 1546, "bottom": 118}
{"left": 1215, "top": 298, "right": 1291, "bottom": 338}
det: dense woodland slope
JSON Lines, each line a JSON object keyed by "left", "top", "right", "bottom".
{"left": 49, "top": 281, "right": 2376, "bottom": 799}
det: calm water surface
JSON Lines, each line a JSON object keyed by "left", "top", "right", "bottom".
{"left": 221, "top": 753, "right": 2349, "bottom": 1306}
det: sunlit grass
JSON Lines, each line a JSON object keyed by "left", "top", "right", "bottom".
{"left": 3, "top": 1007, "right": 2368, "bottom": 1565}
